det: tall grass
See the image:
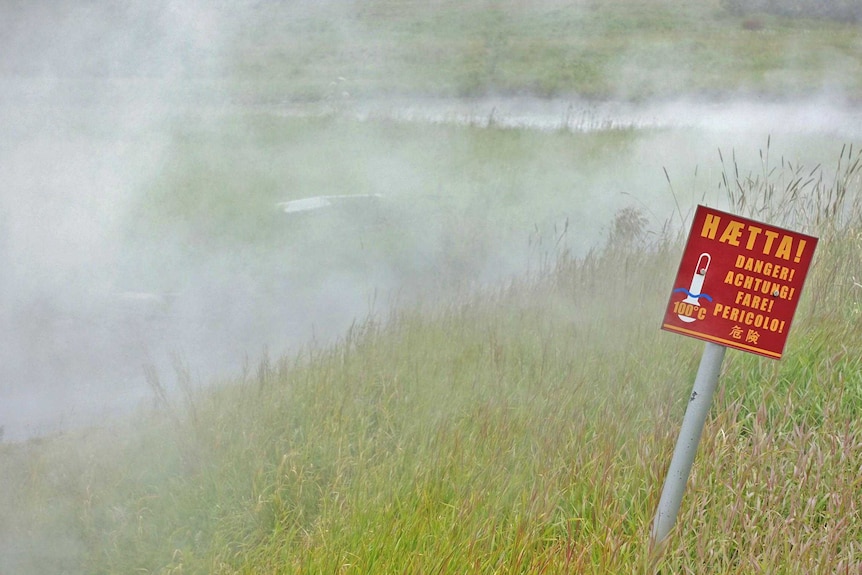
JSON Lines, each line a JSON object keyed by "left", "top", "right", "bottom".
{"left": 1, "top": 149, "right": 861, "bottom": 574}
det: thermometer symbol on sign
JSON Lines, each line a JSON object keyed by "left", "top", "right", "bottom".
{"left": 674, "top": 253, "right": 712, "bottom": 323}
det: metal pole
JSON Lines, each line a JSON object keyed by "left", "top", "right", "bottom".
{"left": 651, "top": 341, "right": 727, "bottom": 544}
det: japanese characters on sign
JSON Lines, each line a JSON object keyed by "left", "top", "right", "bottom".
{"left": 662, "top": 205, "right": 818, "bottom": 359}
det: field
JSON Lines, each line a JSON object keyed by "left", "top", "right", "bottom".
{"left": 2, "top": 0, "right": 862, "bottom": 573}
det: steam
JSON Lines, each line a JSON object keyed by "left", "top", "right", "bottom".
{"left": 1, "top": 2, "right": 859, "bottom": 443}
{"left": 1, "top": 6, "right": 860, "bottom": 575}
{"left": 0, "top": 0, "right": 233, "bottom": 440}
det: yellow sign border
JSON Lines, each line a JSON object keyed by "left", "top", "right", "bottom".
{"left": 661, "top": 323, "right": 782, "bottom": 359}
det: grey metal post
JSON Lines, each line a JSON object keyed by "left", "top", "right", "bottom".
{"left": 651, "top": 341, "right": 727, "bottom": 544}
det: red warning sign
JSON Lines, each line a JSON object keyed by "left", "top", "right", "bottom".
{"left": 662, "top": 205, "right": 818, "bottom": 359}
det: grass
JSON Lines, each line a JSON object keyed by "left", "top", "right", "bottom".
{"left": 223, "top": 0, "right": 862, "bottom": 101}
{"left": 2, "top": 146, "right": 861, "bottom": 573}
{"left": 12, "top": 0, "right": 859, "bottom": 103}
{"left": 123, "top": 114, "right": 660, "bottom": 301}
{"left": 3, "top": 1, "right": 862, "bottom": 572}
{"left": 131, "top": 114, "right": 645, "bottom": 235}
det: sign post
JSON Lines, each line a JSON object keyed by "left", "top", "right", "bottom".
{"left": 651, "top": 205, "right": 818, "bottom": 545}
{"left": 651, "top": 342, "right": 725, "bottom": 544}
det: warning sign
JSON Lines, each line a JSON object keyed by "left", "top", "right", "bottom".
{"left": 662, "top": 205, "right": 818, "bottom": 359}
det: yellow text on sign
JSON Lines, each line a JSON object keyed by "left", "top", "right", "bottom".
{"left": 701, "top": 215, "right": 808, "bottom": 262}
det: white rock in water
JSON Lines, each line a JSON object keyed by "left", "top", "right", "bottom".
{"left": 276, "top": 194, "right": 382, "bottom": 214}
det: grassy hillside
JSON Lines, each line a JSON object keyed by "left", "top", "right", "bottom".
{"left": 3, "top": 0, "right": 862, "bottom": 573}
{"left": 2, "top": 149, "right": 861, "bottom": 573}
